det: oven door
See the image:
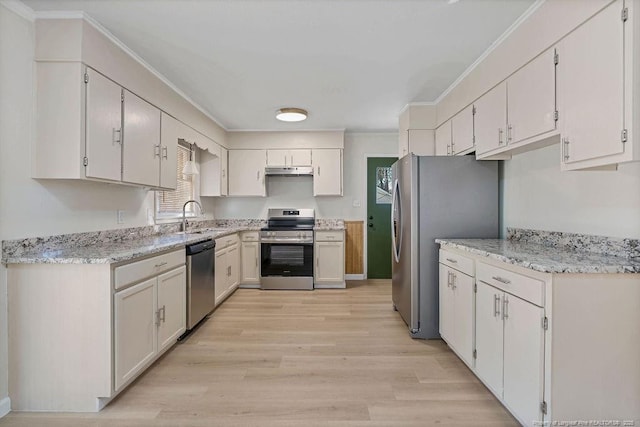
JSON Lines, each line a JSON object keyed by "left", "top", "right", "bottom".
{"left": 260, "top": 242, "right": 313, "bottom": 277}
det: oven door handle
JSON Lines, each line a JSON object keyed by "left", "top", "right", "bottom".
{"left": 261, "top": 239, "right": 313, "bottom": 244}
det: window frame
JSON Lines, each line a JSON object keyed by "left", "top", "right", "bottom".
{"left": 154, "top": 142, "right": 200, "bottom": 222}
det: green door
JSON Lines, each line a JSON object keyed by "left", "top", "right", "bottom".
{"left": 366, "top": 157, "right": 397, "bottom": 279}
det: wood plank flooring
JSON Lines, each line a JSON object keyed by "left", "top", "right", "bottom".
{"left": 1, "top": 280, "right": 518, "bottom": 426}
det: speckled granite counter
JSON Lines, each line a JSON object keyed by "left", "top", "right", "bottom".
{"left": 436, "top": 238, "right": 640, "bottom": 274}
{"left": 2, "top": 220, "right": 265, "bottom": 265}
{"left": 314, "top": 219, "right": 345, "bottom": 231}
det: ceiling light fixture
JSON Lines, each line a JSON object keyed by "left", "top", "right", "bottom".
{"left": 276, "top": 108, "right": 308, "bottom": 122}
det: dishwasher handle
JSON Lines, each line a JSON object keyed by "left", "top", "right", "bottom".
{"left": 186, "top": 239, "right": 216, "bottom": 255}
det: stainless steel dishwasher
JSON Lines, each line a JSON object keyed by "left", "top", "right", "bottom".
{"left": 185, "top": 239, "right": 216, "bottom": 330}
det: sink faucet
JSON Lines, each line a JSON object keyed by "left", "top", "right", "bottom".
{"left": 182, "top": 200, "right": 203, "bottom": 232}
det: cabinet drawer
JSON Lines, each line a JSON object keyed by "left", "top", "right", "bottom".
{"left": 439, "top": 250, "right": 474, "bottom": 276}
{"left": 114, "top": 249, "right": 185, "bottom": 290}
{"left": 241, "top": 231, "right": 259, "bottom": 242}
{"left": 476, "top": 262, "right": 544, "bottom": 307}
{"left": 315, "top": 231, "right": 344, "bottom": 242}
{"left": 216, "top": 233, "right": 239, "bottom": 250}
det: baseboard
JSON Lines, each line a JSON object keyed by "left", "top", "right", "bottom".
{"left": 0, "top": 396, "right": 10, "bottom": 418}
{"left": 314, "top": 282, "right": 346, "bottom": 289}
{"left": 345, "top": 274, "right": 365, "bottom": 280}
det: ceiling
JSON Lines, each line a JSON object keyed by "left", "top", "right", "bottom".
{"left": 23, "top": 0, "right": 535, "bottom": 132}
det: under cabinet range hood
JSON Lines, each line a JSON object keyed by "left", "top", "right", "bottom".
{"left": 264, "top": 166, "right": 314, "bottom": 176}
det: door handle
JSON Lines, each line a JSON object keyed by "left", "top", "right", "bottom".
{"left": 368, "top": 223, "right": 374, "bottom": 228}
{"left": 368, "top": 216, "right": 373, "bottom": 220}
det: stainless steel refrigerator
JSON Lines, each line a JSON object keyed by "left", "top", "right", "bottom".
{"left": 391, "top": 154, "right": 499, "bottom": 339}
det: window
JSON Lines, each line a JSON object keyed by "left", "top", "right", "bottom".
{"left": 375, "top": 166, "right": 392, "bottom": 204}
{"left": 155, "top": 143, "right": 197, "bottom": 219}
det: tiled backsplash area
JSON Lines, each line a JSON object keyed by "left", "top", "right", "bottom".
{"left": 507, "top": 228, "right": 640, "bottom": 259}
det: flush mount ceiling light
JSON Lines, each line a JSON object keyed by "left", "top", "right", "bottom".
{"left": 276, "top": 108, "right": 308, "bottom": 122}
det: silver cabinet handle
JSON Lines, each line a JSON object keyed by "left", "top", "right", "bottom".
{"left": 154, "top": 144, "right": 161, "bottom": 158}
{"left": 162, "top": 146, "right": 168, "bottom": 159}
{"left": 494, "top": 294, "right": 501, "bottom": 317}
{"left": 446, "top": 143, "right": 450, "bottom": 155}
{"left": 451, "top": 272, "right": 457, "bottom": 290}
{"left": 113, "top": 128, "right": 122, "bottom": 144}
{"left": 446, "top": 258, "right": 457, "bottom": 264}
{"left": 160, "top": 305, "right": 166, "bottom": 323}
{"left": 154, "top": 261, "right": 168, "bottom": 268}
{"left": 498, "top": 128, "right": 504, "bottom": 145}
{"left": 563, "top": 137, "right": 570, "bottom": 161}
{"left": 155, "top": 309, "right": 162, "bottom": 326}
{"left": 316, "top": 257, "right": 319, "bottom": 268}
{"left": 507, "top": 124, "right": 513, "bottom": 143}
{"left": 256, "top": 170, "right": 260, "bottom": 181}
{"left": 222, "top": 169, "right": 226, "bottom": 178}
{"left": 227, "top": 265, "right": 231, "bottom": 276}
{"left": 502, "top": 295, "right": 509, "bottom": 320}
{"left": 317, "top": 166, "right": 321, "bottom": 175}
{"left": 451, "top": 140, "right": 455, "bottom": 154}
{"left": 446, "top": 271, "right": 452, "bottom": 288}
{"left": 492, "top": 276, "right": 511, "bottom": 285}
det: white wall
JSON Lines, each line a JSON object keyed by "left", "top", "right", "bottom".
{"left": 502, "top": 144, "right": 640, "bottom": 239}
{"left": 206, "top": 132, "right": 398, "bottom": 220}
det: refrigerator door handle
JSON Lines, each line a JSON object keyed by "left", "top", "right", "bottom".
{"left": 391, "top": 178, "right": 402, "bottom": 263}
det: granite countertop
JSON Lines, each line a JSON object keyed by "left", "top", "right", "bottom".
{"left": 313, "top": 219, "right": 346, "bottom": 231}
{"left": 2, "top": 227, "right": 261, "bottom": 265}
{"left": 436, "top": 238, "right": 640, "bottom": 274}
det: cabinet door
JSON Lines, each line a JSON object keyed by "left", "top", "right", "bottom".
{"left": 312, "top": 149, "right": 342, "bottom": 196}
{"left": 290, "top": 149, "right": 312, "bottom": 166}
{"left": 475, "top": 281, "right": 504, "bottom": 397}
{"left": 503, "top": 294, "right": 544, "bottom": 427}
{"left": 474, "top": 81, "right": 507, "bottom": 156}
{"left": 241, "top": 241, "right": 260, "bottom": 283}
{"left": 408, "top": 129, "right": 435, "bottom": 156}
{"left": 200, "top": 145, "right": 228, "bottom": 197}
{"left": 85, "top": 68, "right": 122, "bottom": 182}
{"left": 266, "top": 149, "right": 288, "bottom": 167}
{"left": 122, "top": 90, "right": 161, "bottom": 187}
{"left": 558, "top": 0, "right": 625, "bottom": 168}
{"left": 214, "top": 249, "right": 227, "bottom": 306}
{"left": 114, "top": 278, "right": 157, "bottom": 391}
{"left": 228, "top": 245, "right": 240, "bottom": 289}
{"left": 220, "top": 147, "right": 228, "bottom": 196}
{"left": 435, "top": 120, "right": 452, "bottom": 156}
{"left": 228, "top": 150, "right": 266, "bottom": 196}
{"left": 315, "top": 241, "right": 344, "bottom": 282}
{"left": 399, "top": 131, "right": 409, "bottom": 158}
{"left": 452, "top": 270, "right": 474, "bottom": 366}
{"left": 157, "top": 266, "right": 186, "bottom": 353}
{"left": 451, "top": 105, "right": 474, "bottom": 154}
{"left": 159, "top": 112, "right": 179, "bottom": 190}
{"left": 438, "top": 264, "right": 454, "bottom": 344}
{"left": 508, "top": 49, "right": 557, "bottom": 146}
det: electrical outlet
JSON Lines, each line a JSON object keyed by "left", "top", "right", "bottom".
{"left": 117, "top": 210, "right": 124, "bottom": 224}
{"left": 352, "top": 199, "right": 361, "bottom": 207}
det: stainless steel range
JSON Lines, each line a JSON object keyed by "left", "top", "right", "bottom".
{"left": 260, "top": 208, "right": 315, "bottom": 290}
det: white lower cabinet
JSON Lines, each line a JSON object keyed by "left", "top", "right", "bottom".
{"left": 114, "top": 263, "right": 186, "bottom": 391}
{"left": 114, "top": 278, "right": 157, "bottom": 392}
{"left": 475, "top": 264, "right": 545, "bottom": 427}
{"left": 215, "top": 234, "right": 240, "bottom": 304}
{"left": 314, "top": 231, "right": 345, "bottom": 288}
{"left": 240, "top": 232, "right": 260, "bottom": 286}
{"left": 438, "top": 259, "right": 474, "bottom": 367}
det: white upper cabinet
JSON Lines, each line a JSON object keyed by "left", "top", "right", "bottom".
{"left": 312, "top": 149, "right": 342, "bottom": 196}
{"left": 84, "top": 68, "right": 123, "bottom": 182}
{"left": 159, "top": 113, "right": 179, "bottom": 190}
{"left": 474, "top": 81, "right": 508, "bottom": 158}
{"left": 507, "top": 49, "right": 557, "bottom": 146}
{"left": 266, "top": 149, "right": 312, "bottom": 167}
{"left": 408, "top": 129, "right": 435, "bottom": 156}
{"left": 451, "top": 104, "right": 475, "bottom": 155}
{"left": 558, "top": 0, "right": 635, "bottom": 170}
{"left": 435, "top": 120, "right": 452, "bottom": 156}
{"left": 228, "top": 150, "right": 267, "bottom": 196}
{"left": 201, "top": 146, "right": 228, "bottom": 197}
{"left": 122, "top": 90, "right": 162, "bottom": 187}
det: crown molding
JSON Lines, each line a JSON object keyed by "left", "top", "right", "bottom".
{"left": 34, "top": 10, "right": 229, "bottom": 132}
{"left": 227, "top": 128, "right": 346, "bottom": 133}
{"left": 433, "top": 0, "right": 545, "bottom": 105}
{"left": 0, "top": 0, "right": 35, "bottom": 22}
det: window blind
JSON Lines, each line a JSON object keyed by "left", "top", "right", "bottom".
{"left": 156, "top": 144, "right": 195, "bottom": 217}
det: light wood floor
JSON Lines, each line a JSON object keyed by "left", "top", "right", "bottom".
{"left": 1, "top": 280, "right": 518, "bottom": 426}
